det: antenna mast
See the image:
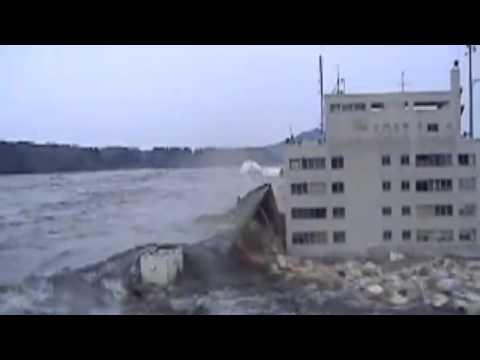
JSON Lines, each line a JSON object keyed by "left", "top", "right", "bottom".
{"left": 319, "top": 55, "right": 324, "bottom": 136}
{"left": 466, "top": 45, "right": 477, "bottom": 138}
{"left": 336, "top": 65, "right": 340, "bottom": 94}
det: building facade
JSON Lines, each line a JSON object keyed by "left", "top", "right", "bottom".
{"left": 284, "top": 61, "right": 480, "bottom": 258}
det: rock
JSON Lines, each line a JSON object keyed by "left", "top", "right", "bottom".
{"left": 465, "top": 303, "right": 480, "bottom": 315}
{"left": 388, "top": 292, "right": 409, "bottom": 306}
{"left": 269, "top": 263, "right": 281, "bottom": 275}
{"left": 303, "top": 259, "right": 314, "bottom": 270}
{"left": 362, "top": 262, "right": 379, "bottom": 277}
{"left": 431, "top": 293, "right": 449, "bottom": 308}
{"left": 303, "top": 282, "right": 319, "bottom": 293}
{"left": 453, "top": 299, "right": 469, "bottom": 314}
{"left": 276, "top": 255, "right": 287, "bottom": 269}
{"left": 366, "top": 284, "right": 384, "bottom": 296}
{"left": 389, "top": 251, "right": 405, "bottom": 262}
{"left": 435, "top": 278, "right": 461, "bottom": 293}
{"left": 337, "top": 270, "right": 346, "bottom": 278}
{"left": 170, "top": 298, "right": 196, "bottom": 314}
{"left": 417, "top": 265, "right": 430, "bottom": 277}
{"left": 462, "top": 291, "right": 480, "bottom": 304}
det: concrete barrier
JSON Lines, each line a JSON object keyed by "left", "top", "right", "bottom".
{"left": 139, "top": 245, "right": 183, "bottom": 287}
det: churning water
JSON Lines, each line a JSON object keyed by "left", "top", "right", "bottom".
{"left": 0, "top": 168, "right": 265, "bottom": 314}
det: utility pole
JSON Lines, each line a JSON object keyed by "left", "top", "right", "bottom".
{"left": 401, "top": 71, "right": 405, "bottom": 92}
{"left": 466, "top": 45, "right": 477, "bottom": 138}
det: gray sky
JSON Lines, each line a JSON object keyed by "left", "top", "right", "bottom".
{"left": 0, "top": 45, "right": 478, "bottom": 149}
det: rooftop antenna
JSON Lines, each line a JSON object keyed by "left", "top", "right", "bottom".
{"left": 399, "top": 70, "right": 411, "bottom": 92}
{"left": 336, "top": 65, "right": 341, "bottom": 94}
{"left": 319, "top": 55, "right": 324, "bottom": 137}
{"left": 466, "top": 45, "right": 477, "bottom": 138}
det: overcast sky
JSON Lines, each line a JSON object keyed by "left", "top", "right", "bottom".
{"left": 0, "top": 45, "right": 478, "bottom": 149}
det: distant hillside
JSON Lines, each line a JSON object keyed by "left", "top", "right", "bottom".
{"left": 264, "top": 127, "right": 324, "bottom": 161}
{"left": 0, "top": 128, "right": 321, "bottom": 175}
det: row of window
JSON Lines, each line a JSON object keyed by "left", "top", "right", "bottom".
{"left": 381, "top": 204, "right": 476, "bottom": 217}
{"left": 289, "top": 156, "right": 344, "bottom": 171}
{"left": 291, "top": 207, "right": 346, "bottom": 220}
{"left": 292, "top": 231, "right": 346, "bottom": 245}
{"left": 291, "top": 182, "right": 344, "bottom": 196}
{"left": 383, "top": 228, "right": 476, "bottom": 242}
{"left": 372, "top": 121, "right": 452, "bottom": 134}
{"left": 292, "top": 227, "right": 476, "bottom": 246}
{"left": 290, "top": 153, "right": 476, "bottom": 172}
{"left": 291, "top": 203, "right": 477, "bottom": 220}
{"left": 330, "top": 101, "right": 450, "bottom": 114}
{"left": 382, "top": 153, "right": 476, "bottom": 167}
{"left": 291, "top": 177, "right": 476, "bottom": 197}
{"left": 382, "top": 177, "right": 476, "bottom": 193}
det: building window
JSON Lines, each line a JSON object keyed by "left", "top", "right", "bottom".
{"left": 416, "top": 204, "right": 453, "bottom": 218}
{"left": 459, "top": 229, "right": 477, "bottom": 242}
{"left": 403, "top": 123, "right": 409, "bottom": 131}
{"left": 427, "top": 123, "right": 439, "bottom": 132}
{"left": 333, "top": 207, "right": 345, "bottom": 219}
{"left": 401, "top": 206, "right": 411, "bottom": 216}
{"left": 342, "top": 104, "right": 354, "bottom": 112}
{"left": 416, "top": 179, "right": 452, "bottom": 192}
{"left": 292, "top": 232, "right": 328, "bottom": 245}
{"left": 401, "top": 180, "right": 410, "bottom": 191}
{"left": 382, "top": 181, "right": 391, "bottom": 192}
{"left": 332, "top": 182, "right": 344, "bottom": 194}
{"left": 354, "top": 103, "right": 366, "bottom": 111}
{"left": 371, "top": 102, "right": 385, "bottom": 112}
{"left": 291, "top": 183, "right": 308, "bottom": 195}
{"left": 435, "top": 205, "right": 453, "bottom": 217}
{"left": 301, "top": 157, "right": 326, "bottom": 170}
{"left": 383, "top": 230, "right": 392, "bottom": 242}
{"left": 416, "top": 154, "right": 452, "bottom": 167}
{"left": 417, "top": 230, "right": 430, "bottom": 243}
{"left": 459, "top": 177, "right": 476, "bottom": 191}
{"left": 459, "top": 204, "right": 477, "bottom": 217}
{"left": 333, "top": 231, "right": 346, "bottom": 244}
{"left": 400, "top": 154, "right": 410, "bottom": 166}
{"left": 309, "top": 181, "right": 327, "bottom": 195}
{"left": 289, "top": 159, "right": 302, "bottom": 170}
{"left": 292, "top": 208, "right": 327, "bottom": 220}
{"left": 458, "top": 153, "right": 476, "bottom": 167}
{"left": 413, "top": 101, "right": 449, "bottom": 111}
{"left": 382, "top": 155, "right": 390, "bottom": 166}
{"left": 416, "top": 229, "right": 453, "bottom": 243}
{"left": 330, "top": 104, "right": 341, "bottom": 113}
{"left": 402, "top": 230, "right": 411, "bottom": 241}
{"left": 382, "top": 206, "right": 392, "bottom": 216}
{"left": 331, "top": 156, "right": 344, "bottom": 170}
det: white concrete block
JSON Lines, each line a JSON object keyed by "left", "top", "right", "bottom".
{"left": 140, "top": 246, "right": 183, "bottom": 287}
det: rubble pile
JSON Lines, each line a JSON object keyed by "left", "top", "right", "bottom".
{"left": 271, "top": 254, "right": 343, "bottom": 290}
{"left": 333, "top": 254, "right": 480, "bottom": 314}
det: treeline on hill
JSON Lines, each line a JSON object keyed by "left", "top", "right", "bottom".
{"left": 0, "top": 141, "right": 282, "bottom": 174}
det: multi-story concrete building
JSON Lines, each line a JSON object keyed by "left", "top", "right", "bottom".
{"left": 284, "top": 61, "right": 480, "bottom": 258}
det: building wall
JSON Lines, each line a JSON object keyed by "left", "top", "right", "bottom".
{"left": 284, "top": 63, "right": 480, "bottom": 258}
